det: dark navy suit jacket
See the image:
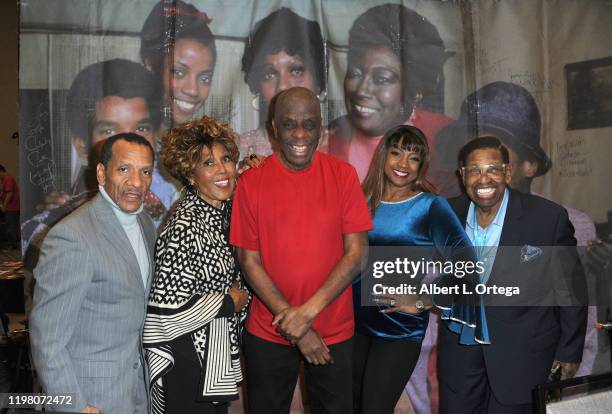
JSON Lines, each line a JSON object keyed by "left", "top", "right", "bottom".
{"left": 439, "top": 188, "right": 587, "bottom": 405}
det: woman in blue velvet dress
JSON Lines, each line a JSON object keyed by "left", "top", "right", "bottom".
{"left": 352, "top": 125, "right": 480, "bottom": 414}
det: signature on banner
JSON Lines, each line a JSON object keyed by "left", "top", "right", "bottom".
{"left": 23, "top": 103, "right": 58, "bottom": 194}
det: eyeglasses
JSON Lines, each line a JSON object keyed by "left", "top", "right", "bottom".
{"left": 460, "top": 163, "right": 507, "bottom": 179}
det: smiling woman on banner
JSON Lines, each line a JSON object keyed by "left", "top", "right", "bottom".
{"left": 352, "top": 125, "right": 484, "bottom": 414}
{"left": 329, "top": 3, "right": 453, "bottom": 182}
{"left": 240, "top": 7, "right": 326, "bottom": 158}
{"left": 140, "top": 0, "right": 217, "bottom": 127}
{"left": 143, "top": 117, "right": 249, "bottom": 414}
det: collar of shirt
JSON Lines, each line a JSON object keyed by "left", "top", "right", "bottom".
{"left": 465, "top": 188, "right": 509, "bottom": 285}
{"left": 99, "top": 185, "right": 150, "bottom": 290}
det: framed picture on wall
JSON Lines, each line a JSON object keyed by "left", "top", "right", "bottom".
{"left": 565, "top": 56, "right": 612, "bottom": 130}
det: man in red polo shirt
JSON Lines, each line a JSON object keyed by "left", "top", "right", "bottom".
{"left": 0, "top": 164, "right": 20, "bottom": 249}
{"left": 231, "top": 87, "right": 372, "bottom": 414}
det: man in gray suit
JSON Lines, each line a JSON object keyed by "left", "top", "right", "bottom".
{"left": 30, "top": 133, "right": 156, "bottom": 413}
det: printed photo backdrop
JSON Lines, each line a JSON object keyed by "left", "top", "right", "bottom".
{"left": 19, "top": 0, "right": 612, "bottom": 259}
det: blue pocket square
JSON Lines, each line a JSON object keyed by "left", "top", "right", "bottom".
{"left": 520, "top": 245, "right": 542, "bottom": 263}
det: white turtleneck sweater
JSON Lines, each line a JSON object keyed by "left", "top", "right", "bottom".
{"left": 99, "top": 185, "right": 150, "bottom": 292}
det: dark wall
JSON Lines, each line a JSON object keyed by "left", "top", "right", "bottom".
{"left": 0, "top": 1, "right": 19, "bottom": 182}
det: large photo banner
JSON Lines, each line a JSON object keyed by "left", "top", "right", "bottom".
{"left": 17, "top": 0, "right": 612, "bottom": 412}
{"left": 19, "top": 0, "right": 612, "bottom": 248}
{"left": 19, "top": 0, "right": 612, "bottom": 245}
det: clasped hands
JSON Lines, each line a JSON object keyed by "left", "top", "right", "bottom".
{"left": 272, "top": 305, "right": 314, "bottom": 341}
{"left": 272, "top": 305, "right": 334, "bottom": 365}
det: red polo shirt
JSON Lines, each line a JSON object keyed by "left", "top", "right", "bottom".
{"left": 230, "top": 152, "right": 372, "bottom": 345}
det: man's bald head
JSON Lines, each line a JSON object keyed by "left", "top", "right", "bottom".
{"left": 274, "top": 87, "right": 321, "bottom": 120}
{"left": 270, "top": 87, "right": 322, "bottom": 171}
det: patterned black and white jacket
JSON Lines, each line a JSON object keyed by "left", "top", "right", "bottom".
{"left": 143, "top": 189, "right": 248, "bottom": 413}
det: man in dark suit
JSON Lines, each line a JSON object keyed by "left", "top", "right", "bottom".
{"left": 438, "top": 136, "right": 587, "bottom": 413}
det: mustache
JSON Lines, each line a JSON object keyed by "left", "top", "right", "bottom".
{"left": 121, "top": 188, "right": 145, "bottom": 198}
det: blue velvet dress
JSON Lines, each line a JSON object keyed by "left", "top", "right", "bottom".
{"left": 354, "top": 192, "right": 476, "bottom": 342}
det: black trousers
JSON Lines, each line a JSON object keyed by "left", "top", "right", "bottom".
{"left": 243, "top": 331, "right": 353, "bottom": 414}
{"left": 352, "top": 332, "right": 422, "bottom": 414}
{"left": 438, "top": 330, "right": 531, "bottom": 414}
{"left": 165, "top": 334, "right": 229, "bottom": 414}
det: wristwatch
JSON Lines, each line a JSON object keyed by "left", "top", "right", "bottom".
{"left": 415, "top": 298, "right": 425, "bottom": 311}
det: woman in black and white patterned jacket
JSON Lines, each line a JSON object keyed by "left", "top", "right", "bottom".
{"left": 143, "top": 117, "right": 249, "bottom": 414}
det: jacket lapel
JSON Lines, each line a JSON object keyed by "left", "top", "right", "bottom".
{"left": 450, "top": 194, "right": 471, "bottom": 226}
{"left": 138, "top": 214, "right": 156, "bottom": 296}
{"left": 498, "top": 189, "right": 523, "bottom": 247}
{"left": 90, "top": 194, "right": 143, "bottom": 287}
{"left": 489, "top": 188, "right": 523, "bottom": 281}
{"left": 452, "top": 190, "right": 523, "bottom": 284}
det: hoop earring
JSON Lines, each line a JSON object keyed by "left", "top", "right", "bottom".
{"left": 251, "top": 95, "right": 260, "bottom": 112}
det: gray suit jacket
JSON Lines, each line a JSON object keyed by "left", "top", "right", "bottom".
{"left": 30, "top": 194, "right": 156, "bottom": 413}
